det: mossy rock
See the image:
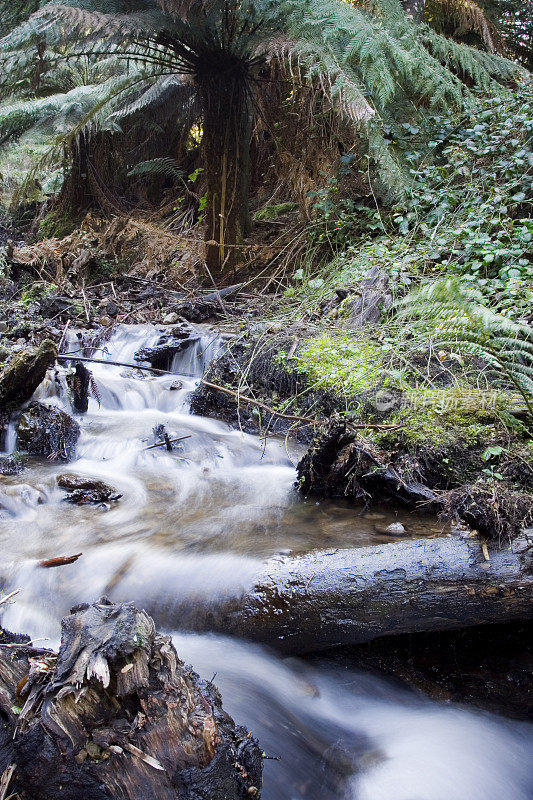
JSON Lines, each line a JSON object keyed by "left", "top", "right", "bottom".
{"left": 0, "top": 339, "right": 57, "bottom": 411}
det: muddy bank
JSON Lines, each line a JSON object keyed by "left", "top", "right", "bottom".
{"left": 297, "top": 418, "right": 533, "bottom": 541}
{"left": 190, "top": 328, "right": 339, "bottom": 440}
{"left": 0, "top": 598, "right": 262, "bottom": 800}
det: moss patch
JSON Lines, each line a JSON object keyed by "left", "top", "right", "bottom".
{"left": 297, "top": 333, "right": 383, "bottom": 395}
{"left": 38, "top": 208, "right": 79, "bottom": 240}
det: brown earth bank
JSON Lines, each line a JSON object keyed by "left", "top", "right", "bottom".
{"left": 189, "top": 330, "right": 533, "bottom": 543}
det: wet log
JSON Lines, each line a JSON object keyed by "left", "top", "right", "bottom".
{"left": 0, "top": 599, "right": 262, "bottom": 800}
{"left": 176, "top": 537, "right": 533, "bottom": 654}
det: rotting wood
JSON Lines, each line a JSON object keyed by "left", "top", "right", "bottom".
{"left": 0, "top": 599, "right": 262, "bottom": 800}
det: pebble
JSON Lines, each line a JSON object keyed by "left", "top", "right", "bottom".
{"left": 163, "top": 312, "right": 179, "bottom": 324}
{"left": 374, "top": 522, "right": 407, "bottom": 535}
{"left": 386, "top": 522, "right": 407, "bottom": 534}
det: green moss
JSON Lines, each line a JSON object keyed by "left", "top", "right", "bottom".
{"left": 254, "top": 202, "right": 298, "bottom": 221}
{"left": 296, "top": 333, "right": 383, "bottom": 395}
{"left": 89, "top": 257, "right": 119, "bottom": 282}
{"left": 38, "top": 208, "right": 79, "bottom": 240}
{"left": 373, "top": 387, "right": 505, "bottom": 448}
{"left": 20, "top": 282, "right": 58, "bottom": 307}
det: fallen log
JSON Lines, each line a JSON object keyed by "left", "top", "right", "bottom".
{"left": 161, "top": 537, "right": 533, "bottom": 654}
{"left": 0, "top": 598, "right": 262, "bottom": 800}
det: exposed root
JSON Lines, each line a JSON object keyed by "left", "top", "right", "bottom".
{"left": 443, "top": 483, "right": 533, "bottom": 543}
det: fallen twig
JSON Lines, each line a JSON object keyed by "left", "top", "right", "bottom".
{"left": 0, "top": 765, "right": 15, "bottom": 800}
{"left": 200, "top": 380, "right": 403, "bottom": 430}
{"left": 57, "top": 319, "right": 70, "bottom": 353}
{"left": 144, "top": 435, "right": 192, "bottom": 451}
{"left": 0, "top": 589, "right": 21, "bottom": 607}
{"left": 38, "top": 553, "right": 82, "bottom": 569}
{"left": 56, "top": 354, "right": 196, "bottom": 378}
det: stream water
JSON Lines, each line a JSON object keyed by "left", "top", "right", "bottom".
{"left": 1, "top": 324, "right": 532, "bottom": 800}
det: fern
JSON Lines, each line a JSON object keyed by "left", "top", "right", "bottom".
{"left": 397, "top": 278, "right": 533, "bottom": 419}
{"left": 127, "top": 156, "right": 184, "bottom": 179}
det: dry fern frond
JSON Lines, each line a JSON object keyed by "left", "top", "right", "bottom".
{"left": 426, "top": 0, "right": 506, "bottom": 54}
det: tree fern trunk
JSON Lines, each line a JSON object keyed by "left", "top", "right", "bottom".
{"left": 57, "top": 128, "right": 93, "bottom": 215}
{"left": 198, "top": 74, "right": 252, "bottom": 275}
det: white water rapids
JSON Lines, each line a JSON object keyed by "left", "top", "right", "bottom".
{"left": 1, "top": 324, "right": 532, "bottom": 800}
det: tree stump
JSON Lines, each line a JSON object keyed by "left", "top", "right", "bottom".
{"left": 0, "top": 598, "right": 262, "bottom": 800}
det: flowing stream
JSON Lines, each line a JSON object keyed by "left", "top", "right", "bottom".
{"left": 1, "top": 324, "right": 532, "bottom": 800}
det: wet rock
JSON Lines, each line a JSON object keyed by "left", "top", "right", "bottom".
{"left": 105, "top": 300, "right": 118, "bottom": 317}
{"left": 38, "top": 294, "right": 75, "bottom": 319}
{"left": 0, "top": 599, "right": 263, "bottom": 800}
{"left": 169, "top": 300, "right": 219, "bottom": 324}
{"left": 16, "top": 402, "right": 80, "bottom": 460}
{"left": 0, "top": 339, "right": 57, "bottom": 411}
{"left": 0, "top": 482, "right": 47, "bottom": 516}
{"left": 134, "top": 329, "right": 198, "bottom": 370}
{"left": 344, "top": 267, "right": 393, "bottom": 329}
{"left": 163, "top": 312, "right": 179, "bottom": 324}
{"left": 0, "top": 455, "right": 25, "bottom": 475}
{"left": 57, "top": 473, "right": 122, "bottom": 505}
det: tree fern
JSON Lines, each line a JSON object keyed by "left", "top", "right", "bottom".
{"left": 0, "top": 0, "right": 525, "bottom": 268}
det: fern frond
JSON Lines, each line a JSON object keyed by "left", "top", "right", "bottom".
{"left": 127, "top": 156, "right": 183, "bottom": 178}
{"left": 397, "top": 278, "right": 533, "bottom": 417}
{"left": 425, "top": 0, "right": 505, "bottom": 55}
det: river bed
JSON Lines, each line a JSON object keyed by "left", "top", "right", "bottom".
{"left": 1, "top": 324, "right": 532, "bottom": 800}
